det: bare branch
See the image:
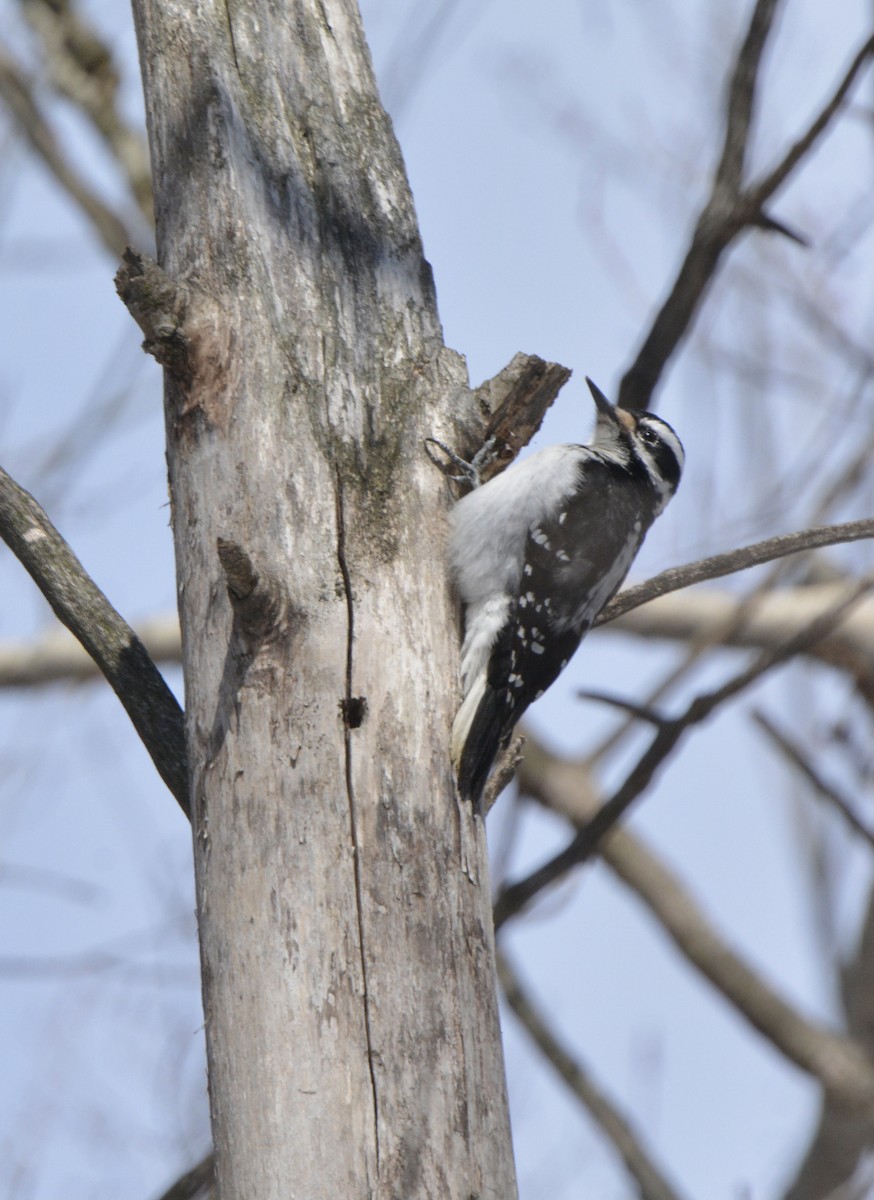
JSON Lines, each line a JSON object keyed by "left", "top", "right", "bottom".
{"left": 782, "top": 889, "right": 874, "bottom": 1199}
{"left": 0, "top": 613, "right": 180, "bottom": 687}
{"left": 514, "top": 735, "right": 874, "bottom": 1111}
{"left": 607, "top": 586, "right": 874, "bottom": 703}
{"left": 115, "top": 247, "right": 193, "bottom": 379}
{"left": 715, "top": 0, "right": 781, "bottom": 191}
{"left": 750, "top": 34, "right": 874, "bottom": 208}
{"left": 446, "top": 352, "right": 571, "bottom": 484}
{"left": 474, "top": 353, "right": 572, "bottom": 481}
{"left": 601, "top": 518, "right": 874, "bottom": 623}
{"left": 0, "top": 50, "right": 135, "bottom": 256}
{"left": 497, "top": 949, "right": 690, "bottom": 1200}
{"left": 19, "top": 0, "right": 154, "bottom": 220}
{"left": 618, "top": 10, "right": 874, "bottom": 412}
{"left": 0, "top": 952, "right": 195, "bottom": 986}
{"left": 495, "top": 576, "right": 874, "bottom": 931}
{"left": 0, "top": 465, "right": 189, "bottom": 815}
{"left": 481, "top": 735, "right": 525, "bottom": 815}
{"left": 753, "top": 710, "right": 874, "bottom": 850}
{"left": 0, "top": 860, "right": 100, "bottom": 904}
{"left": 154, "top": 1154, "right": 215, "bottom": 1200}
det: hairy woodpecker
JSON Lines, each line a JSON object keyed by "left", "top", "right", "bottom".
{"left": 448, "top": 378, "right": 684, "bottom": 807}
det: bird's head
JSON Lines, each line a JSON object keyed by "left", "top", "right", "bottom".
{"left": 587, "top": 377, "right": 684, "bottom": 504}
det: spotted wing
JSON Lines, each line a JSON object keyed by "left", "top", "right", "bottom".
{"left": 490, "top": 457, "right": 650, "bottom": 735}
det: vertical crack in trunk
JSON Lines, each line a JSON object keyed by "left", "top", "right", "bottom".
{"left": 334, "top": 469, "right": 381, "bottom": 1175}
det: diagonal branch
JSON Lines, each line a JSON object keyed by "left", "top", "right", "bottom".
{"left": 18, "top": 0, "right": 154, "bottom": 221}
{"left": 749, "top": 34, "right": 874, "bottom": 208}
{"left": 154, "top": 1153, "right": 215, "bottom": 1200}
{"left": 608, "top": 585, "right": 874, "bottom": 706}
{"left": 618, "top": 7, "right": 874, "bottom": 412}
{"left": 600, "top": 518, "right": 874, "bottom": 623}
{"left": 441, "top": 351, "right": 572, "bottom": 485}
{"left": 0, "top": 465, "right": 189, "bottom": 815}
{"left": 0, "top": 50, "right": 135, "bottom": 256}
{"left": 753, "top": 710, "right": 874, "bottom": 850}
{"left": 497, "top": 949, "right": 690, "bottom": 1200}
{"left": 494, "top": 576, "right": 874, "bottom": 931}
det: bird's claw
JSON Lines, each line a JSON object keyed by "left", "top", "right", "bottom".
{"left": 424, "top": 436, "right": 498, "bottom": 489}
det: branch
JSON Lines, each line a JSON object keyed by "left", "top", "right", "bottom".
{"left": 497, "top": 949, "right": 690, "bottom": 1200}
{"left": 448, "top": 352, "right": 572, "bottom": 483}
{"left": 154, "top": 1154, "right": 215, "bottom": 1200}
{"left": 753, "top": 710, "right": 874, "bottom": 850}
{"left": 749, "top": 34, "right": 874, "bottom": 208}
{"left": 0, "top": 950, "right": 195, "bottom": 986}
{"left": 600, "top": 518, "right": 874, "bottom": 623}
{"left": 0, "top": 465, "right": 189, "bottom": 815}
{"left": 474, "top": 353, "right": 572, "bottom": 480}
{"left": 19, "top": 0, "right": 154, "bottom": 221}
{"left": 0, "top": 50, "right": 135, "bottom": 256}
{"left": 115, "top": 248, "right": 193, "bottom": 380}
{"left": 714, "top": 0, "right": 781, "bottom": 191}
{"left": 513, "top": 735, "right": 874, "bottom": 1111}
{"left": 494, "top": 576, "right": 874, "bottom": 930}
{"left": 481, "top": 735, "right": 525, "bottom": 815}
{"left": 782, "top": 887, "right": 874, "bottom": 1198}
{"left": 607, "top": 585, "right": 874, "bottom": 703}
{"left": 0, "top": 613, "right": 181, "bottom": 687}
{"left": 618, "top": 10, "right": 874, "bottom": 412}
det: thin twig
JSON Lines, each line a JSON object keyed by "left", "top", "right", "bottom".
{"left": 494, "top": 575, "right": 874, "bottom": 929}
{"left": 749, "top": 34, "right": 874, "bottom": 208}
{"left": 0, "top": 465, "right": 189, "bottom": 815}
{"left": 497, "top": 949, "right": 690, "bottom": 1200}
{"left": 753, "top": 710, "right": 874, "bottom": 851}
{"left": 601, "top": 518, "right": 874, "bottom": 623}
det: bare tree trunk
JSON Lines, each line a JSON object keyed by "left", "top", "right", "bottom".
{"left": 128, "top": 1, "right": 517, "bottom": 1196}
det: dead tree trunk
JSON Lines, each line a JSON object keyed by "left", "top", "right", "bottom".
{"left": 127, "top": 1, "right": 518, "bottom": 1196}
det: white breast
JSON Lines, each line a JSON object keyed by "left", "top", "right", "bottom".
{"left": 448, "top": 444, "right": 585, "bottom": 607}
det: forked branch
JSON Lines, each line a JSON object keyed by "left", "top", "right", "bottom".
{"left": 619, "top": 3, "right": 874, "bottom": 411}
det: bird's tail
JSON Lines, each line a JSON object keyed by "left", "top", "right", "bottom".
{"left": 451, "top": 672, "right": 504, "bottom": 808}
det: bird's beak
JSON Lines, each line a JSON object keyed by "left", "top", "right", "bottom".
{"left": 586, "top": 377, "right": 635, "bottom": 433}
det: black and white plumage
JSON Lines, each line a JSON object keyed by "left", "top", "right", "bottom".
{"left": 448, "top": 378, "right": 684, "bottom": 806}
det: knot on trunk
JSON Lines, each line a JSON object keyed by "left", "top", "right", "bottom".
{"left": 115, "top": 248, "right": 192, "bottom": 384}
{"left": 217, "top": 538, "right": 288, "bottom": 644}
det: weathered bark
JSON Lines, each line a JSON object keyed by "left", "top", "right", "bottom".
{"left": 128, "top": 1, "right": 517, "bottom": 1196}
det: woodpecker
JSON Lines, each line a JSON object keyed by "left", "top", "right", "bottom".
{"left": 448, "top": 378, "right": 684, "bottom": 807}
